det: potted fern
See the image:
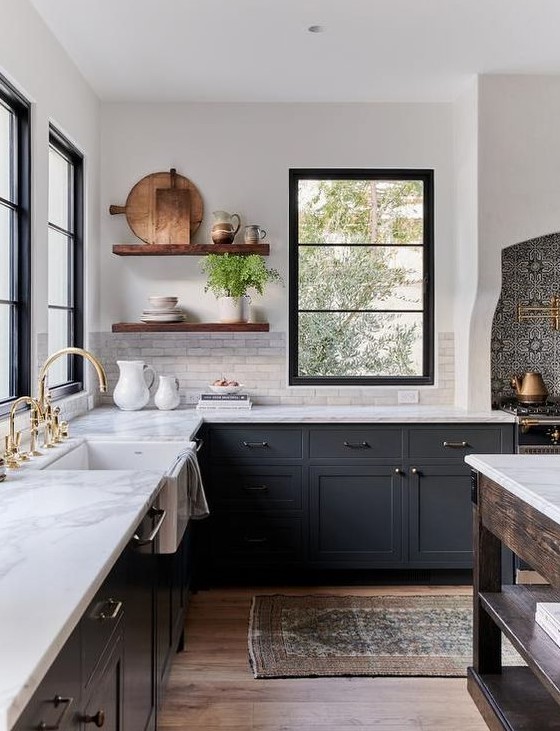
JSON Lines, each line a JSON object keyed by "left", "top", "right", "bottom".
{"left": 201, "top": 254, "right": 281, "bottom": 323}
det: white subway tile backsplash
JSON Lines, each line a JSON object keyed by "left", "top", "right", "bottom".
{"left": 90, "top": 331, "right": 455, "bottom": 407}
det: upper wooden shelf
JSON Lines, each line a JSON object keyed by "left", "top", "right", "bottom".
{"left": 112, "top": 322, "right": 270, "bottom": 333}
{"left": 112, "top": 243, "right": 270, "bottom": 256}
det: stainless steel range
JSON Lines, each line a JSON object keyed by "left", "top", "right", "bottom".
{"left": 501, "top": 400, "right": 560, "bottom": 453}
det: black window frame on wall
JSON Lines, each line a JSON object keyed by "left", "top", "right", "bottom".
{"left": 47, "top": 126, "right": 84, "bottom": 399}
{"left": 288, "top": 168, "right": 435, "bottom": 386}
{"left": 0, "top": 75, "right": 31, "bottom": 418}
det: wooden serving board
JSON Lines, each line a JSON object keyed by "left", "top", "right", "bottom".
{"left": 109, "top": 169, "right": 203, "bottom": 245}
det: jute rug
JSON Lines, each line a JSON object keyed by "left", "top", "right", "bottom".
{"left": 248, "top": 594, "right": 519, "bottom": 679}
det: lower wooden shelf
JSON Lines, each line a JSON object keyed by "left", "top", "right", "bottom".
{"left": 468, "top": 667, "right": 560, "bottom": 730}
{"left": 111, "top": 322, "right": 270, "bottom": 333}
{"left": 480, "top": 585, "right": 560, "bottom": 705}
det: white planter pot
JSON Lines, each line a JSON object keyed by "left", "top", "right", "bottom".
{"left": 217, "top": 296, "right": 248, "bottom": 323}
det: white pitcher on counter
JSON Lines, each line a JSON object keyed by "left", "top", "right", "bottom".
{"left": 113, "top": 360, "right": 156, "bottom": 411}
{"left": 155, "top": 376, "right": 181, "bottom": 410}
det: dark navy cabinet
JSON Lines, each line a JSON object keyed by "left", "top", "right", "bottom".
{"left": 309, "top": 465, "right": 405, "bottom": 566}
{"left": 200, "top": 422, "right": 514, "bottom": 576}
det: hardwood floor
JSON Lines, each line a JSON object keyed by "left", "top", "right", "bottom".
{"left": 158, "top": 586, "right": 487, "bottom": 731}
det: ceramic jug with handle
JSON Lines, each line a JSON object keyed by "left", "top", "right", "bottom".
{"left": 211, "top": 210, "right": 241, "bottom": 244}
{"left": 154, "top": 375, "right": 181, "bottom": 410}
{"left": 113, "top": 360, "right": 156, "bottom": 411}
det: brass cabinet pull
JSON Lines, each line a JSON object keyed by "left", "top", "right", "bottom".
{"left": 37, "top": 695, "right": 73, "bottom": 730}
{"left": 96, "top": 598, "right": 122, "bottom": 621}
{"left": 242, "top": 441, "right": 269, "bottom": 448}
{"left": 244, "top": 536, "right": 268, "bottom": 544}
{"left": 193, "top": 437, "right": 204, "bottom": 453}
{"left": 442, "top": 441, "right": 470, "bottom": 449}
{"left": 343, "top": 441, "right": 370, "bottom": 449}
{"left": 82, "top": 710, "right": 105, "bottom": 727}
{"left": 133, "top": 508, "right": 167, "bottom": 546}
{"left": 243, "top": 485, "right": 269, "bottom": 492}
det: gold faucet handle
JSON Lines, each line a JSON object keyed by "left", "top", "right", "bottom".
{"left": 60, "top": 420, "right": 69, "bottom": 439}
{"left": 15, "top": 431, "right": 30, "bottom": 462}
{"left": 4, "top": 435, "right": 20, "bottom": 469}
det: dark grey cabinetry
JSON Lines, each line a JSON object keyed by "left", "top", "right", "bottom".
{"left": 408, "top": 464, "right": 473, "bottom": 567}
{"left": 200, "top": 422, "right": 514, "bottom": 576}
{"left": 14, "top": 502, "right": 192, "bottom": 731}
{"left": 309, "top": 466, "right": 404, "bottom": 565}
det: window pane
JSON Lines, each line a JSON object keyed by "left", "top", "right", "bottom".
{"left": 48, "top": 228, "right": 71, "bottom": 307}
{"left": 298, "top": 179, "right": 424, "bottom": 244}
{"left": 0, "top": 204, "right": 12, "bottom": 300}
{"left": 0, "top": 304, "right": 10, "bottom": 399}
{"left": 298, "top": 312, "right": 423, "bottom": 378}
{"left": 299, "top": 246, "right": 424, "bottom": 311}
{"left": 0, "top": 103, "right": 12, "bottom": 202}
{"left": 48, "top": 308, "right": 71, "bottom": 386}
{"left": 48, "top": 145, "right": 71, "bottom": 229}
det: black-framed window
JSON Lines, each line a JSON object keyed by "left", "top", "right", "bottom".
{"left": 0, "top": 75, "right": 30, "bottom": 414}
{"left": 47, "top": 127, "right": 83, "bottom": 396}
{"left": 289, "top": 169, "right": 434, "bottom": 386}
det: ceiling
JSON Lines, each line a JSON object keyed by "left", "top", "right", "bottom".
{"left": 30, "top": 0, "right": 560, "bottom": 102}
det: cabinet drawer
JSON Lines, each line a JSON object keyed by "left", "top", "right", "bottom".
{"left": 210, "top": 516, "right": 303, "bottom": 564}
{"left": 81, "top": 560, "right": 125, "bottom": 688}
{"left": 210, "top": 465, "right": 302, "bottom": 511}
{"left": 13, "top": 626, "right": 81, "bottom": 731}
{"left": 209, "top": 428, "right": 302, "bottom": 460}
{"left": 309, "top": 428, "right": 403, "bottom": 460}
{"left": 408, "top": 427, "right": 503, "bottom": 459}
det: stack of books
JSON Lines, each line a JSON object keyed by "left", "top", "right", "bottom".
{"left": 196, "top": 393, "right": 252, "bottom": 410}
{"left": 535, "top": 602, "right": 560, "bottom": 646}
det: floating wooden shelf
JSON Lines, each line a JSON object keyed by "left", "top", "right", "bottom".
{"left": 112, "top": 243, "right": 270, "bottom": 256}
{"left": 112, "top": 322, "right": 270, "bottom": 333}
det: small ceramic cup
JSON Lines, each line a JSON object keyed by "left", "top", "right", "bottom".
{"left": 244, "top": 225, "right": 267, "bottom": 244}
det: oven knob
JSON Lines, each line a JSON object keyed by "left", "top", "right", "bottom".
{"left": 549, "top": 427, "right": 560, "bottom": 444}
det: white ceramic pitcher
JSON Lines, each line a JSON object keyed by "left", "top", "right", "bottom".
{"left": 113, "top": 360, "right": 155, "bottom": 411}
{"left": 155, "top": 376, "right": 181, "bottom": 410}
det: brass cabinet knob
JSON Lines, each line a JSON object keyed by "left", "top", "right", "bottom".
{"left": 82, "top": 709, "right": 105, "bottom": 727}
{"left": 411, "top": 467, "right": 421, "bottom": 475}
{"left": 394, "top": 468, "right": 404, "bottom": 476}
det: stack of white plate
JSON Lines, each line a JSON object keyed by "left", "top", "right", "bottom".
{"left": 141, "top": 296, "right": 185, "bottom": 323}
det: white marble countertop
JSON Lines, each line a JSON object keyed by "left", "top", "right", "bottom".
{"left": 0, "top": 455, "right": 166, "bottom": 731}
{"left": 0, "top": 403, "right": 515, "bottom": 730}
{"left": 466, "top": 454, "right": 560, "bottom": 525}
{"left": 68, "top": 404, "right": 515, "bottom": 436}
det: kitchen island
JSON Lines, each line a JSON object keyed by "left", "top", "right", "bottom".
{"left": 466, "top": 454, "right": 560, "bottom": 730}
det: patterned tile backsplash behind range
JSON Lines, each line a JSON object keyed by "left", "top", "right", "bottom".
{"left": 89, "top": 331, "right": 455, "bottom": 407}
{"left": 491, "top": 232, "right": 560, "bottom": 403}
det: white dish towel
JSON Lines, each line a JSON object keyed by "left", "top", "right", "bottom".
{"left": 158, "top": 446, "right": 209, "bottom": 554}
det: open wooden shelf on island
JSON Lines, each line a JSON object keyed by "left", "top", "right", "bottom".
{"left": 112, "top": 243, "right": 270, "bottom": 256}
{"left": 111, "top": 322, "right": 270, "bottom": 333}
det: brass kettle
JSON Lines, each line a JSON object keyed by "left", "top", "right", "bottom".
{"left": 511, "top": 371, "right": 548, "bottom": 404}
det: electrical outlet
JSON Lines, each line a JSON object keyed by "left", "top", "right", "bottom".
{"left": 398, "top": 390, "right": 419, "bottom": 404}
{"left": 184, "top": 393, "right": 200, "bottom": 404}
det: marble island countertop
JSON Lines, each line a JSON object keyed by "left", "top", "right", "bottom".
{"left": 68, "top": 404, "right": 515, "bottom": 437}
{"left": 0, "top": 452, "right": 167, "bottom": 731}
{"left": 466, "top": 454, "right": 560, "bottom": 526}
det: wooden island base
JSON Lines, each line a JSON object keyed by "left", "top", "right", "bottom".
{"left": 469, "top": 472, "right": 560, "bottom": 730}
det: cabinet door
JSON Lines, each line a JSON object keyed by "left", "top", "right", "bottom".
{"left": 309, "top": 466, "right": 405, "bottom": 566}
{"left": 81, "top": 632, "right": 124, "bottom": 731}
{"left": 408, "top": 464, "right": 472, "bottom": 567}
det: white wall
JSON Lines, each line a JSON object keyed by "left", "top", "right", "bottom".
{"left": 466, "top": 75, "right": 560, "bottom": 409}
{"left": 100, "top": 102, "right": 455, "bottom": 338}
{"left": 453, "top": 81, "right": 478, "bottom": 408}
{"left": 0, "top": 0, "right": 100, "bottom": 392}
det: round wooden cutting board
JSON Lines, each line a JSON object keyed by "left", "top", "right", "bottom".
{"left": 109, "top": 170, "right": 204, "bottom": 245}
